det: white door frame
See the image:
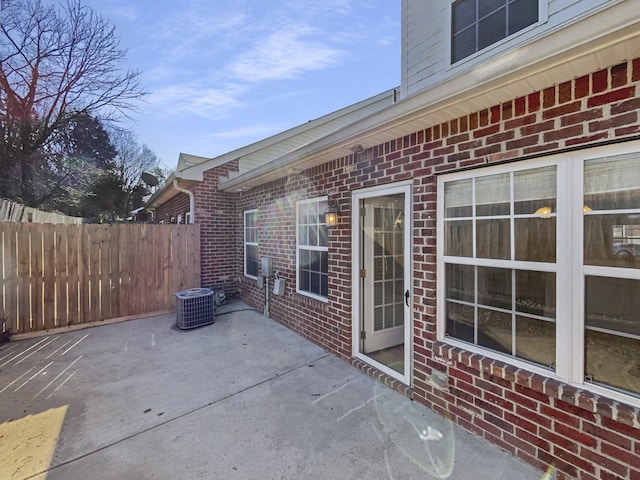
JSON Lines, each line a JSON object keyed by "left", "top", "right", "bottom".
{"left": 352, "top": 181, "right": 412, "bottom": 385}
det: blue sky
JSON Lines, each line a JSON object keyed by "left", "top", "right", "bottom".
{"left": 77, "top": 0, "right": 401, "bottom": 168}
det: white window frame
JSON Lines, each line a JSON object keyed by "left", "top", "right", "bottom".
{"left": 244, "top": 209, "right": 258, "bottom": 279}
{"left": 296, "top": 196, "right": 329, "bottom": 302}
{"left": 448, "top": 0, "right": 548, "bottom": 66}
{"left": 437, "top": 140, "right": 640, "bottom": 407}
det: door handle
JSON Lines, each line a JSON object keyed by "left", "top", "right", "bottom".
{"left": 405, "top": 289, "right": 410, "bottom": 307}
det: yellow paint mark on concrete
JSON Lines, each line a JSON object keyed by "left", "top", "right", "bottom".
{"left": 0, "top": 405, "right": 68, "bottom": 480}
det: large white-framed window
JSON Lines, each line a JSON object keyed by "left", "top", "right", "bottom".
{"left": 437, "top": 141, "right": 640, "bottom": 405}
{"left": 244, "top": 209, "right": 259, "bottom": 279}
{"left": 451, "top": 0, "right": 540, "bottom": 63}
{"left": 297, "top": 197, "right": 329, "bottom": 301}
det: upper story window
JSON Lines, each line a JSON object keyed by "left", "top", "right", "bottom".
{"left": 297, "top": 197, "right": 329, "bottom": 301}
{"left": 437, "top": 142, "right": 640, "bottom": 405}
{"left": 244, "top": 209, "right": 259, "bottom": 278}
{"left": 451, "top": 0, "right": 539, "bottom": 63}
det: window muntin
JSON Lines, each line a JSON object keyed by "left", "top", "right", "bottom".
{"left": 297, "top": 198, "right": 329, "bottom": 300}
{"left": 451, "top": 0, "right": 539, "bottom": 63}
{"left": 443, "top": 165, "right": 558, "bottom": 370}
{"left": 244, "top": 210, "right": 258, "bottom": 278}
{"left": 439, "top": 148, "right": 640, "bottom": 401}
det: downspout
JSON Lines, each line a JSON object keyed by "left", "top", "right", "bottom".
{"left": 173, "top": 179, "right": 195, "bottom": 224}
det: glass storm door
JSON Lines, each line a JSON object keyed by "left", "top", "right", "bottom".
{"left": 354, "top": 185, "right": 411, "bottom": 383}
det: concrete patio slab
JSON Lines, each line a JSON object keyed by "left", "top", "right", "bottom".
{"left": 0, "top": 302, "right": 544, "bottom": 480}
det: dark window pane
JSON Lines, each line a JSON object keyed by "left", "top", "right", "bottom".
{"left": 515, "top": 316, "right": 555, "bottom": 369}
{"left": 452, "top": 27, "right": 477, "bottom": 63}
{"left": 452, "top": 0, "right": 477, "bottom": 31}
{"left": 476, "top": 218, "right": 510, "bottom": 259}
{"left": 478, "top": 308, "right": 511, "bottom": 355}
{"left": 585, "top": 329, "right": 640, "bottom": 397}
{"left": 299, "top": 250, "right": 309, "bottom": 269}
{"left": 446, "top": 302, "right": 475, "bottom": 343}
{"left": 310, "top": 272, "right": 320, "bottom": 295}
{"left": 320, "top": 274, "right": 328, "bottom": 297}
{"left": 478, "top": 8, "right": 506, "bottom": 50}
{"left": 480, "top": 0, "right": 506, "bottom": 17}
{"left": 445, "top": 220, "right": 473, "bottom": 257}
{"left": 508, "top": 0, "right": 538, "bottom": 34}
{"left": 300, "top": 269, "right": 310, "bottom": 292}
{"left": 585, "top": 276, "right": 640, "bottom": 337}
{"left": 246, "top": 245, "right": 258, "bottom": 277}
{"left": 515, "top": 218, "right": 556, "bottom": 262}
{"left": 477, "top": 266, "right": 511, "bottom": 310}
{"left": 446, "top": 263, "right": 475, "bottom": 303}
{"left": 516, "top": 270, "right": 555, "bottom": 317}
{"left": 320, "top": 251, "right": 328, "bottom": 274}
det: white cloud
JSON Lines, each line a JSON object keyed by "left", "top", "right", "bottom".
{"left": 227, "top": 25, "right": 345, "bottom": 82}
{"left": 148, "top": 83, "right": 249, "bottom": 118}
{"left": 208, "top": 124, "right": 283, "bottom": 140}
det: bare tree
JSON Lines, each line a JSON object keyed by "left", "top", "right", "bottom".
{"left": 0, "top": 0, "right": 145, "bottom": 204}
{"left": 109, "top": 128, "right": 160, "bottom": 216}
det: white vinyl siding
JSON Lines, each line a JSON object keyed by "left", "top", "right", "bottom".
{"left": 401, "top": 0, "right": 621, "bottom": 98}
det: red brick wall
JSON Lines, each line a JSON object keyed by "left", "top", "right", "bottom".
{"left": 220, "top": 58, "right": 640, "bottom": 480}
{"left": 154, "top": 192, "right": 190, "bottom": 224}
{"left": 193, "top": 160, "right": 241, "bottom": 293}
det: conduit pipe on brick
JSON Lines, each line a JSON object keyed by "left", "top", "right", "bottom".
{"left": 173, "top": 179, "right": 195, "bottom": 224}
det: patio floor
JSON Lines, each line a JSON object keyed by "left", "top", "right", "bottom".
{"left": 0, "top": 301, "right": 543, "bottom": 480}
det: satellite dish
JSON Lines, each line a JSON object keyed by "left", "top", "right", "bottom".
{"left": 141, "top": 172, "right": 159, "bottom": 187}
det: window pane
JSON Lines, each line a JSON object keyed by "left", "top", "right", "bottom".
{"left": 477, "top": 266, "right": 511, "bottom": 310}
{"left": 516, "top": 270, "right": 555, "bottom": 317}
{"left": 515, "top": 218, "right": 556, "bottom": 262}
{"left": 320, "top": 274, "right": 328, "bottom": 297}
{"left": 478, "top": 8, "right": 506, "bottom": 51}
{"left": 478, "top": 308, "right": 511, "bottom": 355}
{"left": 446, "top": 263, "right": 474, "bottom": 303}
{"left": 585, "top": 330, "right": 640, "bottom": 396}
{"left": 246, "top": 245, "right": 258, "bottom": 277}
{"left": 584, "top": 154, "right": 640, "bottom": 211}
{"left": 585, "top": 214, "right": 640, "bottom": 268}
{"left": 319, "top": 224, "right": 328, "bottom": 247}
{"left": 309, "top": 225, "right": 318, "bottom": 246}
{"left": 446, "top": 302, "right": 475, "bottom": 343}
{"left": 476, "top": 218, "right": 510, "bottom": 259}
{"left": 445, "top": 220, "right": 473, "bottom": 257}
{"left": 320, "top": 251, "right": 328, "bottom": 274}
{"left": 515, "top": 316, "right": 555, "bottom": 369}
{"left": 445, "top": 179, "right": 472, "bottom": 217}
{"left": 585, "top": 276, "right": 640, "bottom": 337}
{"left": 452, "top": 27, "right": 477, "bottom": 63}
{"left": 508, "top": 0, "right": 538, "bottom": 34}
{"left": 300, "top": 269, "right": 309, "bottom": 292}
{"left": 480, "top": 0, "right": 505, "bottom": 17}
{"left": 476, "top": 173, "right": 510, "bottom": 216}
{"left": 452, "top": 0, "right": 476, "bottom": 32}
{"left": 299, "top": 226, "right": 308, "bottom": 245}
{"left": 310, "top": 272, "right": 320, "bottom": 295}
{"left": 514, "top": 166, "right": 556, "bottom": 215}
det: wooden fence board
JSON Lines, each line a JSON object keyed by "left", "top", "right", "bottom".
{"left": 0, "top": 223, "right": 200, "bottom": 334}
{"left": 67, "top": 224, "right": 80, "bottom": 326}
{"left": 30, "top": 223, "right": 44, "bottom": 331}
{"left": 43, "top": 225, "right": 56, "bottom": 329}
{"left": 2, "top": 223, "right": 18, "bottom": 333}
{"left": 16, "top": 223, "right": 31, "bottom": 333}
{"left": 55, "top": 225, "right": 69, "bottom": 327}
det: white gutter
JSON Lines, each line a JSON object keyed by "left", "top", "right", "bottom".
{"left": 173, "top": 179, "right": 195, "bottom": 224}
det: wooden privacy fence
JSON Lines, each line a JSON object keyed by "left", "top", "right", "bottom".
{"left": 0, "top": 223, "right": 201, "bottom": 335}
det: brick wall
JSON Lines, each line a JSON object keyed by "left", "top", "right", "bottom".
{"left": 154, "top": 192, "right": 190, "bottom": 224}
{"left": 218, "top": 58, "right": 640, "bottom": 480}
{"left": 193, "top": 160, "right": 241, "bottom": 293}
